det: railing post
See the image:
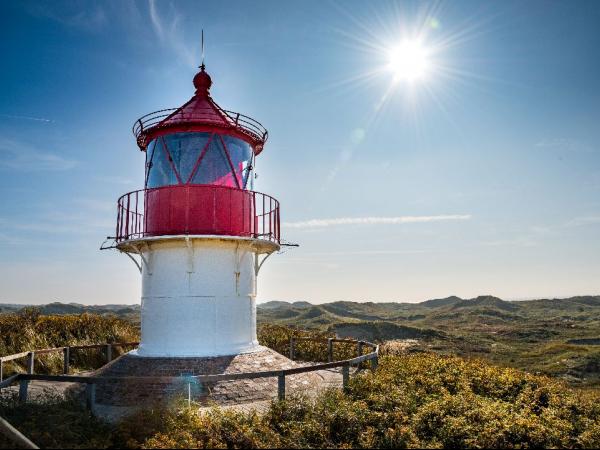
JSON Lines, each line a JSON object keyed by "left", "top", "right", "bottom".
{"left": 356, "top": 341, "right": 364, "bottom": 370}
{"left": 26, "top": 352, "right": 34, "bottom": 375}
{"left": 278, "top": 371, "right": 286, "bottom": 401}
{"left": 289, "top": 337, "right": 295, "bottom": 360}
{"left": 19, "top": 379, "right": 28, "bottom": 404}
{"left": 63, "top": 347, "right": 70, "bottom": 375}
{"left": 86, "top": 383, "right": 96, "bottom": 414}
{"left": 327, "top": 338, "right": 333, "bottom": 363}
{"left": 105, "top": 344, "right": 112, "bottom": 364}
{"left": 125, "top": 194, "right": 130, "bottom": 238}
{"left": 371, "top": 354, "right": 378, "bottom": 371}
{"left": 342, "top": 363, "right": 350, "bottom": 391}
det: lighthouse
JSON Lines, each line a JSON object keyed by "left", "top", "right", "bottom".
{"left": 113, "top": 61, "right": 279, "bottom": 357}
{"left": 95, "top": 54, "right": 337, "bottom": 413}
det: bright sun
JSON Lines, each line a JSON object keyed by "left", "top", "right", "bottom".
{"left": 387, "top": 40, "right": 431, "bottom": 83}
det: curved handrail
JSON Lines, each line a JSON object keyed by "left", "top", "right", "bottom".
{"left": 0, "top": 339, "right": 378, "bottom": 386}
{"left": 132, "top": 107, "right": 268, "bottom": 149}
{"left": 0, "top": 336, "right": 377, "bottom": 446}
{"left": 116, "top": 185, "right": 280, "bottom": 244}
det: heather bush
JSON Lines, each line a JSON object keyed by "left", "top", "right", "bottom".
{"left": 0, "top": 309, "right": 139, "bottom": 376}
{"left": 2, "top": 318, "right": 600, "bottom": 448}
{"left": 257, "top": 323, "right": 358, "bottom": 362}
{"left": 117, "top": 353, "right": 600, "bottom": 449}
{"left": 0, "top": 390, "right": 112, "bottom": 449}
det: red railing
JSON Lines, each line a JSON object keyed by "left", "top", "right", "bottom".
{"left": 116, "top": 185, "right": 280, "bottom": 244}
{"left": 133, "top": 107, "right": 268, "bottom": 150}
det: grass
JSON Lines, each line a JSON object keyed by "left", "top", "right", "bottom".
{"left": 0, "top": 308, "right": 139, "bottom": 376}
{"left": 3, "top": 353, "right": 598, "bottom": 448}
{"left": 258, "top": 296, "right": 600, "bottom": 387}
{"left": 1, "top": 312, "right": 600, "bottom": 448}
{"left": 114, "top": 354, "right": 600, "bottom": 448}
{"left": 0, "top": 390, "right": 113, "bottom": 449}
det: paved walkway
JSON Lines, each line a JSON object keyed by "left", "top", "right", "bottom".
{"left": 0, "top": 366, "right": 347, "bottom": 423}
{"left": 0, "top": 374, "right": 89, "bottom": 403}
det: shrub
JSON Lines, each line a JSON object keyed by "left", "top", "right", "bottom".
{"left": 2, "top": 319, "right": 599, "bottom": 449}
{"left": 257, "top": 324, "right": 358, "bottom": 362}
{"left": 119, "top": 353, "right": 600, "bottom": 449}
{"left": 0, "top": 390, "right": 112, "bottom": 449}
{"left": 0, "top": 310, "right": 139, "bottom": 376}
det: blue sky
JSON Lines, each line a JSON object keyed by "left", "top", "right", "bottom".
{"left": 1, "top": 0, "right": 599, "bottom": 305}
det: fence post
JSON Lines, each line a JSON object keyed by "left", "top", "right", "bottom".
{"left": 86, "top": 383, "right": 96, "bottom": 414}
{"left": 342, "top": 363, "right": 350, "bottom": 391}
{"left": 356, "top": 341, "right": 364, "bottom": 370}
{"left": 63, "top": 347, "right": 70, "bottom": 375}
{"left": 371, "top": 354, "right": 378, "bottom": 371}
{"left": 277, "top": 372, "right": 286, "bottom": 401}
{"left": 289, "top": 337, "right": 295, "bottom": 360}
{"left": 327, "top": 338, "right": 333, "bottom": 363}
{"left": 0, "top": 359, "right": 3, "bottom": 382}
{"left": 26, "top": 352, "right": 34, "bottom": 375}
{"left": 105, "top": 344, "right": 112, "bottom": 364}
{"left": 18, "top": 379, "right": 28, "bottom": 404}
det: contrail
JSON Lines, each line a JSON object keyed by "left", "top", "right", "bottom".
{"left": 284, "top": 214, "right": 472, "bottom": 228}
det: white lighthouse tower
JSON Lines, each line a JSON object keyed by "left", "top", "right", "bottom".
{"left": 114, "top": 61, "right": 279, "bottom": 358}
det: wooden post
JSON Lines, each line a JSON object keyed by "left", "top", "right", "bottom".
{"left": 342, "top": 363, "right": 350, "bottom": 391}
{"left": 327, "top": 338, "right": 333, "bottom": 363}
{"left": 18, "top": 379, "right": 28, "bottom": 404}
{"left": 86, "top": 383, "right": 96, "bottom": 414}
{"left": 357, "top": 341, "right": 364, "bottom": 370}
{"left": 289, "top": 337, "right": 295, "bottom": 360}
{"left": 371, "top": 354, "right": 378, "bottom": 371}
{"left": 26, "top": 352, "right": 34, "bottom": 375}
{"left": 63, "top": 347, "right": 70, "bottom": 375}
{"left": 277, "top": 372, "right": 285, "bottom": 401}
{"left": 105, "top": 344, "right": 112, "bottom": 363}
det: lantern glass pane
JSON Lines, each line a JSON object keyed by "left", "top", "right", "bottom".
{"left": 191, "top": 136, "right": 237, "bottom": 187}
{"left": 222, "top": 135, "right": 254, "bottom": 190}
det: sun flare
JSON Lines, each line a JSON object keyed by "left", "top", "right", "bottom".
{"left": 387, "top": 40, "right": 431, "bottom": 82}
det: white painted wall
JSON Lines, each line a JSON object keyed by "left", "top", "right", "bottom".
{"left": 133, "top": 238, "right": 262, "bottom": 357}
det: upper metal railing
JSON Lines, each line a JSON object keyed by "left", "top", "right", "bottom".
{"left": 133, "top": 107, "right": 268, "bottom": 150}
{"left": 116, "top": 185, "right": 280, "bottom": 244}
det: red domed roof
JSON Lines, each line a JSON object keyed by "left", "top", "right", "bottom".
{"left": 133, "top": 66, "right": 268, "bottom": 154}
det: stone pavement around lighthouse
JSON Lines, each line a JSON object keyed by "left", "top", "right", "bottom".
{"left": 1, "top": 347, "right": 346, "bottom": 422}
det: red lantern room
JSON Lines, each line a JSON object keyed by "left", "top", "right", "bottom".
{"left": 115, "top": 63, "right": 279, "bottom": 244}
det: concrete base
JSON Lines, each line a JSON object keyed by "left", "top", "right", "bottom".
{"left": 89, "top": 347, "right": 340, "bottom": 419}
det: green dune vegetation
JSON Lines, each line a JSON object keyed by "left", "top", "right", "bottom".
{"left": 1, "top": 297, "right": 600, "bottom": 448}
{"left": 114, "top": 354, "right": 600, "bottom": 449}
{"left": 257, "top": 295, "right": 600, "bottom": 388}
{"left": 0, "top": 308, "right": 139, "bottom": 376}
{"left": 1, "top": 351, "right": 599, "bottom": 448}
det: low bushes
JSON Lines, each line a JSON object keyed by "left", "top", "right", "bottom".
{"left": 116, "top": 353, "right": 600, "bottom": 449}
{"left": 257, "top": 323, "right": 359, "bottom": 362}
{"left": 0, "top": 308, "right": 139, "bottom": 375}
{"left": 2, "top": 317, "right": 599, "bottom": 448}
